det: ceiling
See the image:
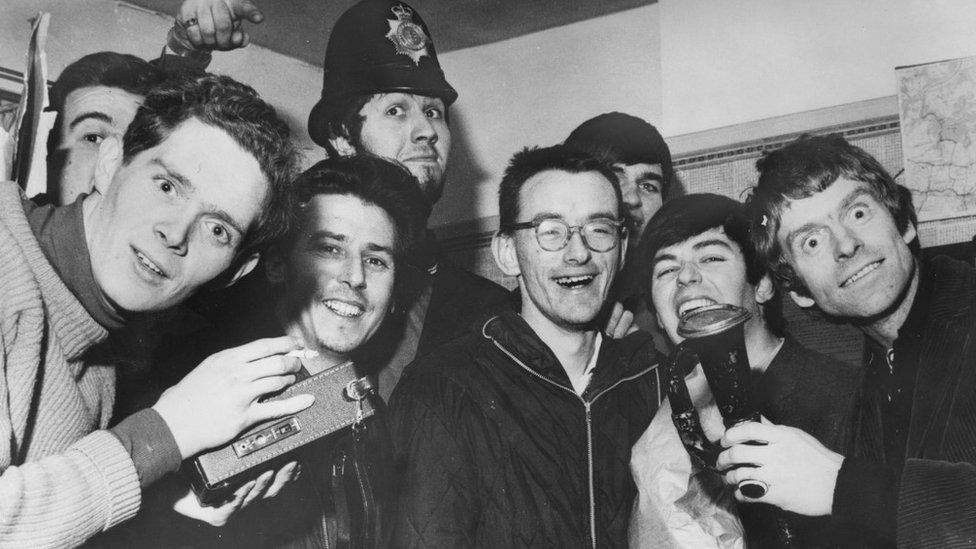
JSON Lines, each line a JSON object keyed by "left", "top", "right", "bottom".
{"left": 128, "top": 0, "right": 657, "bottom": 66}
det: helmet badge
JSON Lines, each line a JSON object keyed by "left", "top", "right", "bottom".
{"left": 386, "top": 4, "right": 430, "bottom": 65}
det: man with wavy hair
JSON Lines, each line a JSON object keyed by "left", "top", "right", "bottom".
{"left": 721, "top": 134, "right": 973, "bottom": 546}
{"left": 304, "top": 0, "right": 512, "bottom": 401}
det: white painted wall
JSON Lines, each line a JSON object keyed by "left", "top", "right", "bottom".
{"left": 432, "top": 4, "right": 662, "bottom": 226}
{"left": 660, "top": 0, "right": 976, "bottom": 136}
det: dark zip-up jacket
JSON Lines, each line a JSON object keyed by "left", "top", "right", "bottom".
{"left": 388, "top": 311, "right": 663, "bottom": 548}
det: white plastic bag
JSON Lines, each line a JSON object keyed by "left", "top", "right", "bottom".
{"left": 629, "top": 400, "right": 745, "bottom": 548}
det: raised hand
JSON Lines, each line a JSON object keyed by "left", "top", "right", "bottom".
{"left": 604, "top": 302, "right": 637, "bottom": 339}
{"left": 177, "top": 0, "right": 264, "bottom": 51}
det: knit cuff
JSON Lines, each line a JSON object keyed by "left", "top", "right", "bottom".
{"left": 832, "top": 457, "right": 898, "bottom": 542}
{"left": 110, "top": 408, "right": 182, "bottom": 488}
{"left": 73, "top": 430, "right": 141, "bottom": 530}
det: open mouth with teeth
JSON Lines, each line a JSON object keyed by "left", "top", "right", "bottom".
{"left": 323, "top": 299, "right": 365, "bottom": 318}
{"left": 677, "top": 297, "right": 718, "bottom": 318}
{"left": 554, "top": 274, "right": 596, "bottom": 289}
{"left": 841, "top": 260, "right": 883, "bottom": 288}
{"left": 135, "top": 249, "right": 165, "bottom": 277}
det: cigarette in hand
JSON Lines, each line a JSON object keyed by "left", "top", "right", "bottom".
{"left": 285, "top": 349, "right": 320, "bottom": 359}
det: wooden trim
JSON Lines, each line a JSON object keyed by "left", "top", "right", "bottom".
{"left": 667, "top": 96, "right": 899, "bottom": 158}
{"left": 0, "top": 67, "right": 25, "bottom": 100}
{"left": 0, "top": 66, "right": 55, "bottom": 102}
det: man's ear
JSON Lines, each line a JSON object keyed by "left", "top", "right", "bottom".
{"left": 328, "top": 134, "right": 356, "bottom": 157}
{"left": 226, "top": 253, "right": 261, "bottom": 288}
{"left": 788, "top": 289, "right": 816, "bottom": 309}
{"left": 618, "top": 230, "right": 629, "bottom": 272}
{"left": 902, "top": 221, "right": 918, "bottom": 245}
{"left": 92, "top": 135, "right": 123, "bottom": 195}
{"left": 755, "top": 274, "right": 775, "bottom": 305}
{"left": 491, "top": 233, "right": 521, "bottom": 277}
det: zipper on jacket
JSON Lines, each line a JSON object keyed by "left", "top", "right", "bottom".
{"left": 352, "top": 443, "right": 374, "bottom": 546}
{"left": 585, "top": 401, "right": 596, "bottom": 549}
{"left": 488, "top": 336, "right": 659, "bottom": 549}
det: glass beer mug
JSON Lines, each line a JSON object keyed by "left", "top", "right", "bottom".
{"left": 666, "top": 303, "right": 765, "bottom": 498}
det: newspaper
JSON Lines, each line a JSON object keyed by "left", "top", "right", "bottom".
{"left": 8, "top": 12, "right": 51, "bottom": 195}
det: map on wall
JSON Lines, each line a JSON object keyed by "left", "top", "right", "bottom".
{"left": 897, "top": 55, "right": 976, "bottom": 222}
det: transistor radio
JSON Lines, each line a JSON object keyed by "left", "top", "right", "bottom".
{"left": 185, "top": 357, "right": 376, "bottom": 505}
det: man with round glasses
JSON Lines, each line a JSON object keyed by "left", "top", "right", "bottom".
{"left": 505, "top": 217, "right": 625, "bottom": 253}
{"left": 387, "top": 144, "right": 663, "bottom": 547}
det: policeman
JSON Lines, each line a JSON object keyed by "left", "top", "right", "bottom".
{"left": 307, "top": 0, "right": 510, "bottom": 399}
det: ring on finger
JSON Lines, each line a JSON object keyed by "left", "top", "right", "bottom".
{"left": 738, "top": 479, "right": 769, "bottom": 499}
{"left": 181, "top": 17, "right": 199, "bottom": 27}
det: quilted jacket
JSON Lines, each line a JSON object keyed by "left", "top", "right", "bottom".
{"left": 388, "top": 311, "right": 663, "bottom": 548}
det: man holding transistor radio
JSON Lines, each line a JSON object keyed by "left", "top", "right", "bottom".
{"left": 219, "top": 155, "right": 428, "bottom": 549}
{"left": 118, "top": 154, "right": 429, "bottom": 548}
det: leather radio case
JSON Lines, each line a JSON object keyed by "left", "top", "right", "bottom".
{"left": 185, "top": 359, "right": 376, "bottom": 505}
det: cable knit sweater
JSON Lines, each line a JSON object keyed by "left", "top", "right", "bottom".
{"left": 0, "top": 182, "right": 140, "bottom": 548}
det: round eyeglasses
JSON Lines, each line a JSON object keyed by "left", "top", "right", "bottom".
{"left": 503, "top": 218, "right": 626, "bottom": 253}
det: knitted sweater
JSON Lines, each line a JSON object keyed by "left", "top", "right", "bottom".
{"left": 0, "top": 182, "right": 140, "bottom": 548}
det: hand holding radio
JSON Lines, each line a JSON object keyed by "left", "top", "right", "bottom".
{"left": 185, "top": 358, "right": 376, "bottom": 505}
{"left": 153, "top": 336, "right": 315, "bottom": 460}
{"left": 172, "top": 461, "right": 300, "bottom": 524}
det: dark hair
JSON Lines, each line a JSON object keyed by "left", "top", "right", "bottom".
{"left": 565, "top": 112, "right": 684, "bottom": 202}
{"left": 47, "top": 52, "right": 164, "bottom": 153}
{"left": 280, "top": 155, "right": 429, "bottom": 313}
{"left": 122, "top": 73, "right": 300, "bottom": 261}
{"left": 314, "top": 93, "right": 451, "bottom": 158}
{"left": 497, "top": 144, "right": 623, "bottom": 231}
{"left": 314, "top": 94, "right": 373, "bottom": 158}
{"left": 285, "top": 155, "right": 429, "bottom": 259}
{"left": 748, "top": 133, "right": 917, "bottom": 294}
{"left": 634, "top": 193, "right": 785, "bottom": 336}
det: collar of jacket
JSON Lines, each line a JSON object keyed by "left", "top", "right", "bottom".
{"left": 903, "top": 254, "right": 976, "bottom": 457}
{"left": 481, "top": 310, "right": 660, "bottom": 399}
{"left": 757, "top": 335, "right": 828, "bottom": 416}
{"left": 914, "top": 255, "right": 975, "bottom": 327}
{"left": 404, "top": 229, "right": 441, "bottom": 275}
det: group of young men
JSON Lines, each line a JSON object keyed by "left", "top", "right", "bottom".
{"left": 2, "top": 0, "right": 975, "bottom": 547}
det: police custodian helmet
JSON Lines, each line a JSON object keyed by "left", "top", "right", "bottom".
{"left": 308, "top": 0, "right": 458, "bottom": 147}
